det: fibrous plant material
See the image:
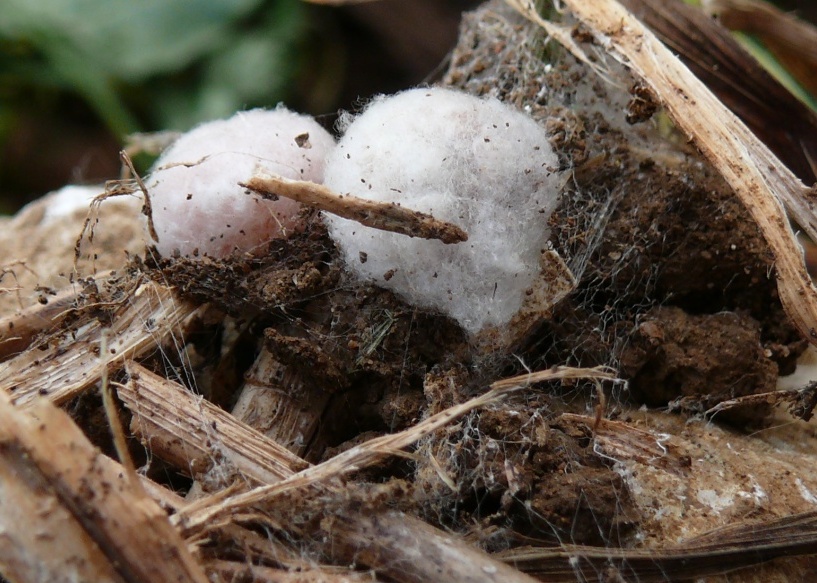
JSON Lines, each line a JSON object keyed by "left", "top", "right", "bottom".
{"left": 121, "top": 361, "right": 595, "bottom": 583}
{"left": 243, "top": 171, "right": 468, "bottom": 244}
{"left": 0, "top": 389, "right": 207, "bottom": 583}
{"left": 705, "top": 0, "right": 817, "bottom": 99}
{"left": 323, "top": 87, "right": 564, "bottom": 335}
{"left": 619, "top": 0, "right": 817, "bottom": 185}
{"left": 145, "top": 108, "right": 335, "bottom": 259}
{"left": 0, "top": 277, "right": 204, "bottom": 407}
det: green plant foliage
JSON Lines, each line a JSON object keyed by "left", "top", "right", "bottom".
{"left": 0, "top": 0, "right": 307, "bottom": 135}
{"left": 732, "top": 30, "right": 817, "bottom": 112}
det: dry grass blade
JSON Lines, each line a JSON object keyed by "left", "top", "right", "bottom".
{"left": 0, "top": 280, "right": 203, "bottom": 407}
{"left": 242, "top": 171, "right": 468, "bottom": 244}
{"left": 621, "top": 0, "right": 817, "bottom": 185}
{"left": 500, "top": 510, "right": 817, "bottom": 581}
{"left": 513, "top": 0, "right": 817, "bottom": 347}
{"left": 706, "top": 0, "right": 817, "bottom": 99}
{"left": 0, "top": 390, "right": 207, "bottom": 583}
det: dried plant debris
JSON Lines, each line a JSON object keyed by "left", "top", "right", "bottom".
{"left": 5, "top": 1, "right": 817, "bottom": 582}
{"left": 623, "top": 0, "right": 817, "bottom": 185}
{"left": 706, "top": 0, "right": 817, "bottom": 100}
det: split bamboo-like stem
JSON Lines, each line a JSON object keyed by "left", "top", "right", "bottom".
{"left": 230, "top": 345, "right": 330, "bottom": 457}
{"left": 0, "top": 280, "right": 203, "bottom": 407}
{"left": 0, "top": 390, "right": 208, "bottom": 583}
{"left": 121, "top": 362, "right": 308, "bottom": 485}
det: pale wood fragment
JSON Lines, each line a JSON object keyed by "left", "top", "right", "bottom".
{"left": 0, "top": 390, "right": 208, "bottom": 583}
{"left": 0, "top": 286, "right": 79, "bottom": 361}
{"left": 0, "top": 446, "right": 125, "bottom": 583}
{"left": 122, "top": 362, "right": 308, "bottom": 486}
{"left": 0, "top": 281, "right": 203, "bottom": 407}
{"left": 230, "top": 346, "right": 330, "bottom": 457}
{"left": 558, "top": 413, "right": 687, "bottom": 473}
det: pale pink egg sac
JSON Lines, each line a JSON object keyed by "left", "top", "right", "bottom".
{"left": 145, "top": 108, "right": 335, "bottom": 259}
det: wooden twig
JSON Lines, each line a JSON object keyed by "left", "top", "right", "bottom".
{"left": 0, "top": 440, "right": 126, "bottom": 583}
{"left": 121, "top": 362, "right": 308, "bottom": 486}
{"left": 510, "top": 0, "right": 817, "bottom": 346}
{"left": 242, "top": 171, "right": 468, "bottom": 244}
{"left": 0, "top": 390, "right": 208, "bottom": 583}
{"left": 0, "top": 286, "right": 79, "bottom": 361}
{"left": 0, "top": 281, "right": 204, "bottom": 407}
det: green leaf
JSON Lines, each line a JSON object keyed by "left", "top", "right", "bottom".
{"left": 0, "top": 0, "right": 305, "bottom": 135}
{"left": 0, "top": 0, "right": 265, "bottom": 80}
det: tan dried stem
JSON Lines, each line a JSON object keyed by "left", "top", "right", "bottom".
{"left": 704, "top": 0, "right": 817, "bottom": 98}
{"left": 0, "top": 280, "right": 204, "bottom": 407}
{"left": 510, "top": 0, "right": 817, "bottom": 345}
{"left": 242, "top": 171, "right": 468, "bottom": 244}
{"left": 0, "top": 390, "right": 207, "bottom": 583}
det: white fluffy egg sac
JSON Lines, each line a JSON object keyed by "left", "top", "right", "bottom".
{"left": 145, "top": 107, "right": 335, "bottom": 259}
{"left": 323, "top": 88, "right": 562, "bottom": 335}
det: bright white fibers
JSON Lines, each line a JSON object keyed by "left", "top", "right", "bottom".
{"left": 323, "top": 88, "right": 561, "bottom": 334}
{"left": 145, "top": 108, "right": 335, "bottom": 259}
